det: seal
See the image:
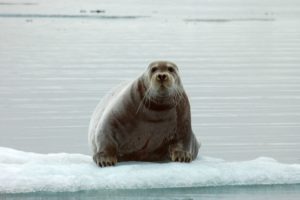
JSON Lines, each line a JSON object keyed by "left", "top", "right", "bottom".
{"left": 88, "top": 61, "right": 200, "bottom": 167}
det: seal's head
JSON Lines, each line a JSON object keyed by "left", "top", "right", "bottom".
{"left": 145, "top": 61, "right": 183, "bottom": 99}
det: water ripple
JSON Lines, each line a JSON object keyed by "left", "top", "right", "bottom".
{"left": 0, "top": 13, "right": 149, "bottom": 20}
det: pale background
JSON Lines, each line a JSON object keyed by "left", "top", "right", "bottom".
{"left": 1, "top": 0, "right": 300, "bottom": 164}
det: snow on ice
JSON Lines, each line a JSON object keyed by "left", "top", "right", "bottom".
{"left": 0, "top": 147, "right": 300, "bottom": 193}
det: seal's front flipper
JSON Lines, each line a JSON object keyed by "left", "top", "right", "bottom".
{"left": 169, "top": 143, "right": 192, "bottom": 163}
{"left": 93, "top": 152, "right": 117, "bottom": 167}
{"left": 169, "top": 149, "right": 192, "bottom": 163}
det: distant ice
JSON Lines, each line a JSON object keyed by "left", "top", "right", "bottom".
{"left": 0, "top": 147, "right": 300, "bottom": 193}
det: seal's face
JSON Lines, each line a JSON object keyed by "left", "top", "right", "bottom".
{"left": 146, "top": 61, "right": 182, "bottom": 98}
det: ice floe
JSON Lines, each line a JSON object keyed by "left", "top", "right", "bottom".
{"left": 0, "top": 147, "right": 299, "bottom": 193}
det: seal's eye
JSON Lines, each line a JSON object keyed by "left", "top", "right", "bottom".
{"left": 168, "top": 67, "right": 174, "bottom": 73}
{"left": 151, "top": 67, "right": 158, "bottom": 73}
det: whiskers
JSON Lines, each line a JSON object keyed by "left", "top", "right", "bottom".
{"left": 135, "top": 84, "right": 184, "bottom": 115}
{"left": 136, "top": 84, "right": 153, "bottom": 115}
{"left": 173, "top": 86, "right": 184, "bottom": 107}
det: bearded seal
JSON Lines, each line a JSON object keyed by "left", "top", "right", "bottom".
{"left": 88, "top": 61, "right": 200, "bottom": 167}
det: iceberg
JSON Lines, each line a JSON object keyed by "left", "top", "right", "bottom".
{"left": 0, "top": 147, "right": 300, "bottom": 194}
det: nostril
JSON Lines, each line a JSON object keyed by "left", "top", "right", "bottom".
{"left": 157, "top": 74, "right": 168, "bottom": 81}
{"left": 157, "top": 74, "right": 162, "bottom": 81}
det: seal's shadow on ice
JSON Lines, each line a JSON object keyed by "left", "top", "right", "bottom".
{"left": 88, "top": 61, "right": 200, "bottom": 167}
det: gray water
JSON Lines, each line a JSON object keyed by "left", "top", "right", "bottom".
{"left": 2, "top": 185, "right": 300, "bottom": 200}
{"left": 0, "top": 0, "right": 300, "bottom": 199}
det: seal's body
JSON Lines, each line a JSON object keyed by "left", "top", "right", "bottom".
{"left": 88, "top": 61, "right": 200, "bottom": 167}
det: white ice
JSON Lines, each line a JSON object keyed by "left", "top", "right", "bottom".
{"left": 0, "top": 147, "right": 300, "bottom": 194}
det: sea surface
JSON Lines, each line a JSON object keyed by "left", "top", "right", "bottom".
{"left": 0, "top": 0, "right": 300, "bottom": 199}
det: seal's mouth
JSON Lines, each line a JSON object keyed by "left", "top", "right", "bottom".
{"left": 155, "top": 85, "right": 173, "bottom": 97}
{"left": 157, "top": 80, "right": 174, "bottom": 88}
{"left": 159, "top": 84, "right": 168, "bottom": 89}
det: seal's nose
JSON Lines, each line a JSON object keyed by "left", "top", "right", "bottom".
{"left": 157, "top": 74, "right": 168, "bottom": 81}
